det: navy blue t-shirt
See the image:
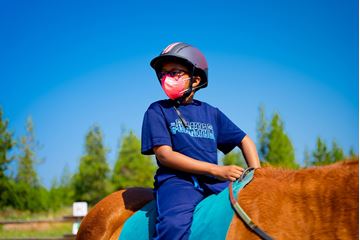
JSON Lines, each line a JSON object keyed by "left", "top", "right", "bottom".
{"left": 141, "top": 99, "right": 246, "bottom": 193}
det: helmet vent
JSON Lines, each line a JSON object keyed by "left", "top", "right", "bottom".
{"left": 162, "top": 42, "right": 182, "bottom": 54}
{"left": 174, "top": 45, "right": 188, "bottom": 53}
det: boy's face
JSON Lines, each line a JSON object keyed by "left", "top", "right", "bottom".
{"left": 158, "top": 62, "right": 200, "bottom": 89}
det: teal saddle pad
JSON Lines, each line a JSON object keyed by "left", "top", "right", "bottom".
{"left": 119, "top": 171, "right": 254, "bottom": 240}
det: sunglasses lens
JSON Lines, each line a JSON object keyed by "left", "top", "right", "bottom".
{"left": 157, "top": 70, "right": 187, "bottom": 80}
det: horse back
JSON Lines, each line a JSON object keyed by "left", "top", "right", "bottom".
{"left": 227, "top": 160, "right": 359, "bottom": 240}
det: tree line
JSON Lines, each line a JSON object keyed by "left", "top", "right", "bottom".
{"left": 223, "top": 105, "right": 357, "bottom": 168}
{"left": 0, "top": 106, "right": 357, "bottom": 212}
{"left": 0, "top": 107, "right": 155, "bottom": 212}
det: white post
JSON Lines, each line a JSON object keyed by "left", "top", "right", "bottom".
{"left": 72, "top": 202, "right": 88, "bottom": 235}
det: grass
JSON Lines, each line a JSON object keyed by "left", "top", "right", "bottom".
{"left": 0, "top": 207, "right": 75, "bottom": 238}
{"left": 0, "top": 206, "right": 72, "bottom": 221}
{"left": 0, "top": 222, "right": 73, "bottom": 237}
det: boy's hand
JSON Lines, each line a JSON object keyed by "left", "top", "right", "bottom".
{"left": 212, "top": 165, "right": 244, "bottom": 182}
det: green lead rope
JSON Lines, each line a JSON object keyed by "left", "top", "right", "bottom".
{"left": 229, "top": 168, "right": 274, "bottom": 240}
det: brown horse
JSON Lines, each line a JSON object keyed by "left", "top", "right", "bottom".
{"left": 76, "top": 160, "right": 358, "bottom": 240}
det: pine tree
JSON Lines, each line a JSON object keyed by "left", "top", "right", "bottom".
{"left": 304, "top": 146, "right": 311, "bottom": 167}
{"left": 310, "top": 138, "right": 347, "bottom": 166}
{"left": 330, "top": 140, "right": 344, "bottom": 162}
{"left": 264, "top": 113, "right": 298, "bottom": 169}
{"left": 72, "top": 125, "right": 111, "bottom": 205}
{"left": 13, "top": 117, "right": 49, "bottom": 211}
{"left": 112, "top": 131, "right": 156, "bottom": 189}
{"left": 48, "top": 165, "right": 73, "bottom": 210}
{"left": 256, "top": 105, "right": 268, "bottom": 162}
{"left": 349, "top": 147, "right": 357, "bottom": 158}
{"left": 311, "top": 137, "right": 332, "bottom": 166}
{"left": 0, "top": 108, "right": 14, "bottom": 179}
{"left": 59, "top": 164, "right": 74, "bottom": 205}
{"left": 16, "top": 117, "right": 40, "bottom": 187}
{"left": 0, "top": 107, "right": 15, "bottom": 208}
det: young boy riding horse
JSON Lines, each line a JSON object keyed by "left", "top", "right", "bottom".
{"left": 142, "top": 42, "right": 261, "bottom": 239}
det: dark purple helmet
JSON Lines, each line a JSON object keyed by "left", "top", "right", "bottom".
{"left": 150, "top": 42, "right": 208, "bottom": 90}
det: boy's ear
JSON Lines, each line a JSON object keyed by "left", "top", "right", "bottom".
{"left": 192, "top": 76, "right": 201, "bottom": 87}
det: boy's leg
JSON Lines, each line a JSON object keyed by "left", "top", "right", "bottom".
{"left": 153, "top": 176, "right": 205, "bottom": 240}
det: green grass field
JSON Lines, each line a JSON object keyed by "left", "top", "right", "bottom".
{"left": 0, "top": 206, "right": 72, "bottom": 221}
{"left": 0, "top": 222, "right": 72, "bottom": 237}
{"left": 0, "top": 207, "right": 74, "bottom": 238}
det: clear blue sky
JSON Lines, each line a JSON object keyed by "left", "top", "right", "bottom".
{"left": 1, "top": 0, "right": 358, "bottom": 188}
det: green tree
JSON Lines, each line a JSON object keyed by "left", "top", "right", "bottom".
{"left": 48, "top": 165, "right": 74, "bottom": 210}
{"left": 72, "top": 125, "right": 111, "bottom": 205}
{"left": 256, "top": 105, "right": 268, "bottom": 162}
{"left": 304, "top": 146, "right": 311, "bottom": 167}
{"left": 330, "top": 141, "right": 344, "bottom": 162}
{"left": 222, "top": 150, "right": 246, "bottom": 168}
{"left": 349, "top": 147, "right": 357, "bottom": 158}
{"left": 112, "top": 131, "right": 156, "bottom": 189}
{"left": 264, "top": 113, "right": 298, "bottom": 169}
{"left": 311, "top": 137, "right": 332, "bottom": 166}
{"left": 16, "top": 117, "right": 41, "bottom": 187}
{"left": 12, "top": 117, "right": 49, "bottom": 212}
{"left": 310, "top": 138, "right": 347, "bottom": 166}
{"left": 6, "top": 180, "right": 49, "bottom": 211}
{"left": 0, "top": 108, "right": 15, "bottom": 179}
{"left": 0, "top": 107, "right": 15, "bottom": 208}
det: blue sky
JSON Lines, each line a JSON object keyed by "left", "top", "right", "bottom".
{"left": 1, "top": 0, "right": 358, "bottom": 188}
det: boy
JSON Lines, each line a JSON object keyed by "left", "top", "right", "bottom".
{"left": 141, "top": 42, "right": 260, "bottom": 240}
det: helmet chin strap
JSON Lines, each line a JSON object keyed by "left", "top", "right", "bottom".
{"left": 175, "top": 65, "right": 197, "bottom": 104}
{"left": 172, "top": 65, "right": 201, "bottom": 128}
{"left": 176, "top": 81, "right": 207, "bottom": 103}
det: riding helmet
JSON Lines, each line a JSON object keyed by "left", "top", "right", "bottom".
{"left": 150, "top": 42, "right": 208, "bottom": 90}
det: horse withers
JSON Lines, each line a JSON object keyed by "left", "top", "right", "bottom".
{"left": 77, "top": 160, "right": 359, "bottom": 240}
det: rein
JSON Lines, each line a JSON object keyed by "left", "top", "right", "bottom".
{"left": 229, "top": 168, "right": 274, "bottom": 240}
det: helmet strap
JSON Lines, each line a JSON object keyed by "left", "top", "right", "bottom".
{"left": 177, "top": 65, "right": 195, "bottom": 102}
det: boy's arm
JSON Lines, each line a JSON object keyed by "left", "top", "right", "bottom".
{"left": 154, "top": 145, "right": 244, "bottom": 182}
{"left": 238, "top": 135, "right": 261, "bottom": 168}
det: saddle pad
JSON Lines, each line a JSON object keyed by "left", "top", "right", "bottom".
{"left": 119, "top": 171, "right": 254, "bottom": 240}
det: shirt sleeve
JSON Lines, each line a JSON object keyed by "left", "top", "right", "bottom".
{"left": 216, "top": 108, "right": 246, "bottom": 154}
{"left": 141, "top": 104, "right": 172, "bottom": 155}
